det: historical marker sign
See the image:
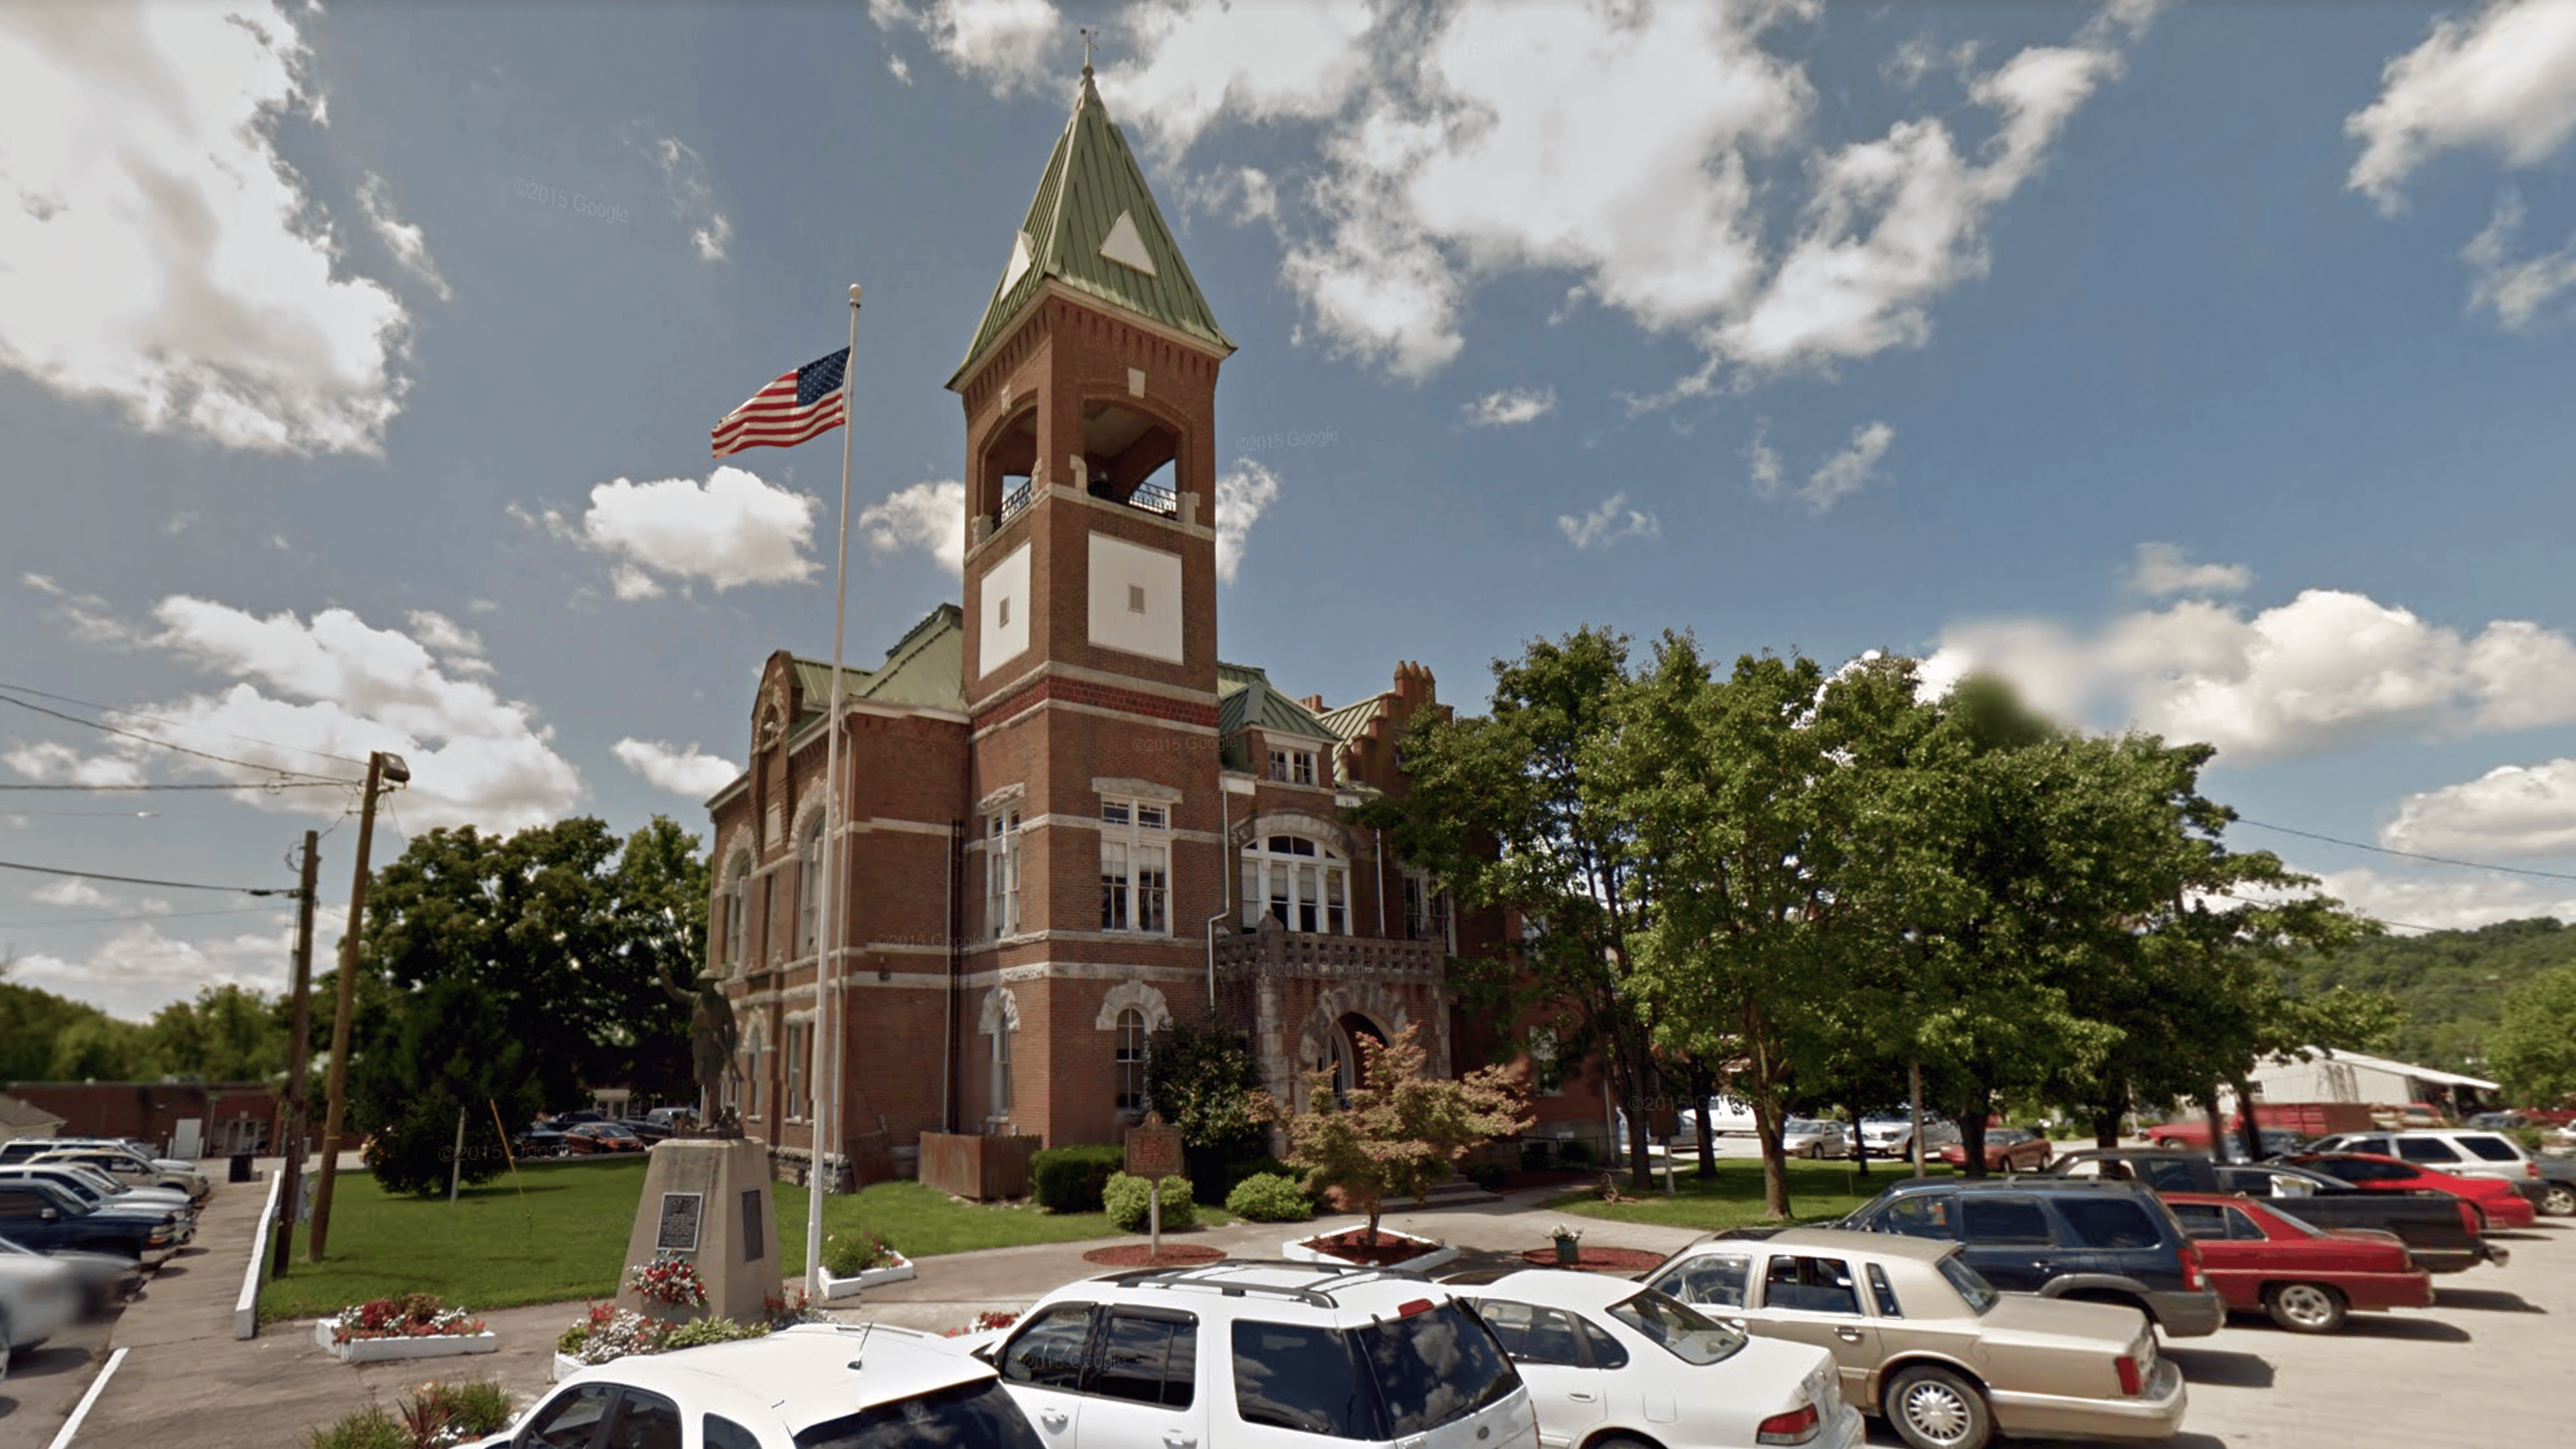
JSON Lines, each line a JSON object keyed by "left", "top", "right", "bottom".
{"left": 655, "top": 1191, "right": 704, "bottom": 1253}
{"left": 1124, "top": 1112, "right": 1183, "bottom": 1181}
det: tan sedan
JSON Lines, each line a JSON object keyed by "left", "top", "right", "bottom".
{"left": 1640, "top": 1227, "right": 2185, "bottom": 1449}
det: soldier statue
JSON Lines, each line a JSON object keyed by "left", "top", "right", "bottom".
{"left": 659, "top": 960, "right": 743, "bottom": 1138}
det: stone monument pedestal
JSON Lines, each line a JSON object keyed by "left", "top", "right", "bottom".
{"left": 617, "top": 1136, "right": 779, "bottom": 1326}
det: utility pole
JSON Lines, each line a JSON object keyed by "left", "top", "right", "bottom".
{"left": 308, "top": 750, "right": 408, "bottom": 1261}
{"left": 270, "top": 830, "right": 320, "bottom": 1277}
{"left": 1909, "top": 1060, "right": 1927, "bottom": 1181}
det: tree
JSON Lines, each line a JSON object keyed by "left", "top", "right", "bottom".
{"left": 1251, "top": 1022, "right": 1531, "bottom": 1246}
{"left": 1144, "top": 1014, "right": 1267, "bottom": 1161}
{"left": 1, "top": 957, "right": 154, "bottom": 1081}
{"left": 354, "top": 975, "right": 542, "bottom": 1196}
{"left": 1363, "top": 628, "right": 1664, "bottom": 1188}
{"left": 2486, "top": 965, "right": 2576, "bottom": 1106}
{"left": 146, "top": 984, "right": 285, "bottom": 1081}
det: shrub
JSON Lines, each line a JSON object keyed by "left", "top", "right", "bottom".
{"left": 396, "top": 1381, "right": 516, "bottom": 1446}
{"left": 1555, "top": 1138, "right": 1595, "bottom": 1167}
{"left": 1226, "top": 1172, "right": 1315, "bottom": 1222}
{"left": 823, "top": 1229, "right": 898, "bottom": 1279}
{"left": 326, "top": 1294, "right": 485, "bottom": 1344}
{"left": 1222, "top": 1156, "right": 1300, "bottom": 1194}
{"left": 1105, "top": 1171, "right": 1198, "bottom": 1232}
{"left": 664, "top": 1316, "right": 770, "bottom": 1350}
{"left": 1464, "top": 1162, "right": 1508, "bottom": 1192}
{"left": 558, "top": 1303, "right": 671, "bottom": 1364}
{"left": 1519, "top": 1140, "right": 1553, "bottom": 1170}
{"left": 305, "top": 1408, "right": 408, "bottom": 1449}
{"left": 1032, "top": 1144, "right": 1128, "bottom": 1213}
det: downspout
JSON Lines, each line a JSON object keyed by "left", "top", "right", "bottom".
{"left": 941, "top": 820, "right": 957, "bottom": 1133}
{"left": 1374, "top": 827, "right": 1387, "bottom": 938}
{"left": 1207, "top": 783, "right": 1231, "bottom": 1013}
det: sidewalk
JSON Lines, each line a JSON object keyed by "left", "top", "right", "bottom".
{"left": 49, "top": 1175, "right": 1698, "bottom": 1448}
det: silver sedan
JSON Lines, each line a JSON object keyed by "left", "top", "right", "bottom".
{"left": 1781, "top": 1118, "right": 1849, "bottom": 1159}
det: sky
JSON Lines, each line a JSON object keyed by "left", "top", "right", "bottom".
{"left": 4, "top": 0, "right": 2576, "bottom": 1021}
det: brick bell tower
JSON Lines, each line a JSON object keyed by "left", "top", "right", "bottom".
{"left": 944, "top": 59, "right": 1237, "bottom": 1142}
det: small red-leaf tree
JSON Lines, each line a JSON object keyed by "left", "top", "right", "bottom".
{"left": 1250, "top": 1022, "right": 1533, "bottom": 1247}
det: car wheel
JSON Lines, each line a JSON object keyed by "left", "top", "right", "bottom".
{"left": 1886, "top": 1363, "right": 1992, "bottom": 1449}
{"left": 2265, "top": 1281, "right": 2348, "bottom": 1334}
{"left": 2540, "top": 1183, "right": 2576, "bottom": 1217}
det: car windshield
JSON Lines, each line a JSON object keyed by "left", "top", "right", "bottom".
{"left": 1606, "top": 1291, "right": 1747, "bottom": 1365}
{"left": 1935, "top": 1254, "right": 1998, "bottom": 1314}
{"left": 796, "top": 1379, "right": 1047, "bottom": 1449}
{"left": 1785, "top": 1119, "right": 1827, "bottom": 1133}
{"left": 1353, "top": 1300, "right": 1522, "bottom": 1437}
{"left": 26, "top": 1175, "right": 103, "bottom": 1205}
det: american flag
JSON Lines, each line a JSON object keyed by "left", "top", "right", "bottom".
{"left": 711, "top": 348, "right": 850, "bottom": 457}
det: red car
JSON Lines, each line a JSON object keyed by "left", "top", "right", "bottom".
{"left": 563, "top": 1123, "right": 645, "bottom": 1155}
{"left": 2162, "top": 1192, "right": 2434, "bottom": 1333}
{"left": 2282, "top": 1151, "right": 2538, "bottom": 1230}
{"left": 1936, "top": 1126, "right": 2055, "bottom": 1172}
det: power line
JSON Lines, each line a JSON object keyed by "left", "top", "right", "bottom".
{"left": 0, "top": 905, "right": 280, "bottom": 929}
{"left": 0, "top": 810, "right": 162, "bottom": 818}
{"left": 2235, "top": 818, "right": 2576, "bottom": 885}
{"left": 0, "top": 679, "right": 369, "bottom": 768}
{"left": 0, "top": 689, "right": 357, "bottom": 786}
{"left": 0, "top": 858, "right": 293, "bottom": 896}
{"left": 0, "top": 781, "right": 347, "bottom": 792}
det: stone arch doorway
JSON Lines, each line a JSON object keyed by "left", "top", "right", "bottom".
{"left": 1316, "top": 1013, "right": 1387, "bottom": 1103}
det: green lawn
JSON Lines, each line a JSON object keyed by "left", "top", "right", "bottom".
{"left": 1544, "top": 1157, "right": 1953, "bottom": 1231}
{"left": 261, "top": 1161, "right": 1194, "bottom": 1321}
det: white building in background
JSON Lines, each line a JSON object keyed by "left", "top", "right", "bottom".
{"left": 2226, "top": 1048, "right": 2499, "bottom": 1114}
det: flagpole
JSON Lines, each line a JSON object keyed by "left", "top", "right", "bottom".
{"left": 808, "top": 283, "right": 861, "bottom": 1302}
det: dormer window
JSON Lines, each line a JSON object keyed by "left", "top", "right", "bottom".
{"left": 1268, "top": 748, "right": 1316, "bottom": 786}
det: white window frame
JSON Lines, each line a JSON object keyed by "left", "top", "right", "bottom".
{"left": 1267, "top": 747, "right": 1317, "bottom": 786}
{"left": 723, "top": 852, "right": 752, "bottom": 970}
{"left": 1239, "top": 833, "right": 1352, "bottom": 934}
{"left": 1530, "top": 1027, "right": 1564, "bottom": 1097}
{"left": 987, "top": 808, "right": 1022, "bottom": 938}
{"left": 1116, "top": 1008, "right": 1149, "bottom": 1113}
{"left": 796, "top": 815, "right": 825, "bottom": 958}
{"left": 1098, "top": 798, "right": 1170, "bottom": 934}
{"left": 992, "top": 1017, "right": 1014, "bottom": 1116}
{"left": 784, "top": 1020, "right": 810, "bottom": 1123}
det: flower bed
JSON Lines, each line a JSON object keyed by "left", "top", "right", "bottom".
{"left": 1517, "top": 1246, "right": 1667, "bottom": 1272}
{"left": 819, "top": 1251, "right": 915, "bottom": 1301}
{"left": 315, "top": 1294, "right": 495, "bottom": 1364}
{"left": 1081, "top": 1242, "right": 1225, "bottom": 1268}
{"left": 1283, "top": 1228, "right": 1457, "bottom": 1273}
{"left": 554, "top": 1298, "right": 791, "bottom": 1373}
{"left": 818, "top": 1231, "right": 914, "bottom": 1301}
{"left": 626, "top": 1252, "right": 708, "bottom": 1309}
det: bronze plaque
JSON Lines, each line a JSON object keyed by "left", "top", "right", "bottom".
{"left": 655, "top": 1192, "right": 704, "bottom": 1253}
{"left": 1124, "top": 1112, "right": 1184, "bottom": 1181}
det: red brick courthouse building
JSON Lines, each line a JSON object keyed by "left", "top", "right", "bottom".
{"left": 703, "top": 67, "right": 1598, "bottom": 1182}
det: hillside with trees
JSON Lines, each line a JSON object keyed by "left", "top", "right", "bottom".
{"left": 2286, "top": 916, "right": 2576, "bottom": 1077}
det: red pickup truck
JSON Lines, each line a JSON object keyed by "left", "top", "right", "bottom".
{"left": 2148, "top": 1101, "right": 2379, "bottom": 1148}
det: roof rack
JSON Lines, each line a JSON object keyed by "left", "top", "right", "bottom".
{"left": 1099, "top": 1259, "right": 1433, "bottom": 1309}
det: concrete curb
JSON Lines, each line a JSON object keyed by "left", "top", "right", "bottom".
{"left": 233, "top": 1169, "right": 283, "bottom": 1340}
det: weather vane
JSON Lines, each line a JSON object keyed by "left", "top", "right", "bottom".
{"left": 1080, "top": 25, "right": 1096, "bottom": 74}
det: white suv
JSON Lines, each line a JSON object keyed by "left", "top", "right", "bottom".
{"left": 975, "top": 1261, "right": 1540, "bottom": 1449}
{"left": 1857, "top": 1112, "right": 1961, "bottom": 1163}
{"left": 2308, "top": 1130, "right": 2549, "bottom": 1209}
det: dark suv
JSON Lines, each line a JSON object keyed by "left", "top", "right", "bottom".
{"left": 1840, "top": 1178, "right": 2224, "bottom": 1337}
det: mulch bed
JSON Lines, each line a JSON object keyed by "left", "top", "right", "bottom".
{"left": 1296, "top": 1229, "right": 1441, "bottom": 1267}
{"left": 1081, "top": 1243, "right": 1226, "bottom": 1268}
{"left": 1517, "top": 1246, "right": 1666, "bottom": 1272}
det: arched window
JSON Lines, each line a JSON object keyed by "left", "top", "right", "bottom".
{"left": 796, "top": 813, "right": 825, "bottom": 959}
{"left": 1115, "top": 1009, "right": 1149, "bottom": 1114}
{"left": 722, "top": 851, "right": 754, "bottom": 971}
{"left": 1240, "top": 834, "right": 1351, "bottom": 934}
{"left": 992, "top": 1017, "right": 1014, "bottom": 1117}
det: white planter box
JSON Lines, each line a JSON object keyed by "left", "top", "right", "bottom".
{"left": 819, "top": 1253, "right": 915, "bottom": 1301}
{"left": 312, "top": 1318, "right": 499, "bottom": 1363}
{"left": 1281, "top": 1232, "right": 1458, "bottom": 1275}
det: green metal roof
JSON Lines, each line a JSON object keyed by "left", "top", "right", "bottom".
{"left": 951, "top": 70, "right": 1235, "bottom": 386}
{"left": 1315, "top": 695, "right": 1384, "bottom": 745}
{"left": 1217, "top": 661, "right": 1332, "bottom": 742}
{"left": 790, "top": 604, "right": 966, "bottom": 729}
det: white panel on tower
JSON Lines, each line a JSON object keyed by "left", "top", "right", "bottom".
{"left": 980, "top": 541, "right": 1033, "bottom": 678}
{"left": 1098, "top": 211, "right": 1157, "bottom": 277}
{"left": 1088, "top": 532, "right": 1182, "bottom": 663}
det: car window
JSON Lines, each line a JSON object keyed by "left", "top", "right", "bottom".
{"left": 2322, "top": 1158, "right": 2399, "bottom": 1182}
{"left": 1877, "top": 1195, "right": 1956, "bottom": 1240}
{"left": 1476, "top": 1300, "right": 1582, "bottom": 1367}
{"left": 519, "top": 1385, "right": 615, "bottom": 1449}
{"left": 1934, "top": 1255, "right": 1997, "bottom": 1314}
{"left": 2456, "top": 1136, "right": 2523, "bottom": 1163}
{"left": 1000, "top": 1305, "right": 1093, "bottom": 1391}
{"left": 704, "top": 1417, "right": 761, "bottom": 1449}
{"left": 604, "top": 1389, "right": 682, "bottom": 1449}
{"left": 1606, "top": 1291, "right": 1747, "bottom": 1365}
{"left": 1654, "top": 1253, "right": 1751, "bottom": 1307}
{"left": 1231, "top": 1320, "right": 1374, "bottom": 1439}
{"left": 2394, "top": 1138, "right": 2459, "bottom": 1163}
{"left": 1574, "top": 1316, "right": 1627, "bottom": 1370}
{"left": 797, "top": 1380, "right": 1048, "bottom": 1449}
{"left": 1092, "top": 1311, "right": 1197, "bottom": 1408}
{"left": 2139, "top": 1161, "right": 2204, "bottom": 1192}
{"left": 1356, "top": 1300, "right": 1521, "bottom": 1437}
{"left": 2057, "top": 1196, "right": 2163, "bottom": 1250}
{"left": 0, "top": 1188, "right": 61, "bottom": 1218}
{"left": 2172, "top": 1202, "right": 2229, "bottom": 1239}
{"left": 1762, "top": 1255, "right": 1861, "bottom": 1316}
{"left": 1864, "top": 1263, "right": 1903, "bottom": 1318}
{"left": 1959, "top": 1196, "right": 2054, "bottom": 1245}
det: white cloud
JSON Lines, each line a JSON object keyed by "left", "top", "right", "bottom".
{"left": 859, "top": 478, "right": 968, "bottom": 578}
{"left": 4, "top": 741, "right": 146, "bottom": 789}
{"left": 355, "top": 171, "right": 450, "bottom": 301}
{"left": 2345, "top": 0, "right": 2576, "bottom": 214}
{"left": 2128, "top": 541, "right": 2252, "bottom": 598}
{"left": 31, "top": 877, "right": 112, "bottom": 909}
{"left": 404, "top": 609, "right": 485, "bottom": 661}
{"left": 1556, "top": 492, "right": 1660, "bottom": 551}
{"left": 1186, "top": 166, "right": 1279, "bottom": 226}
{"left": 2462, "top": 190, "right": 2576, "bottom": 330}
{"left": 1106, "top": 0, "right": 1374, "bottom": 157}
{"left": 888, "top": 54, "right": 914, "bottom": 85}
{"left": 1215, "top": 459, "right": 1280, "bottom": 584}
{"left": 2384, "top": 759, "right": 2576, "bottom": 860}
{"left": 18, "top": 594, "right": 584, "bottom": 833}
{"left": 613, "top": 738, "right": 740, "bottom": 799}
{"left": 0, "top": 3, "right": 412, "bottom": 454}
{"left": 164, "top": 510, "right": 200, "bottom": 536}
{"left": 2298, "top": 864, "right": 2576, "bottom": 934}
{"left": 1923, "top": 589, "right": 2576, "bottom": 762}
{"left": 575, "top": 467, "right": 820, "bottom": 593}
{"left": 1463, "top": 385, "right": 1557, "bottom": 427}
{"left": 10, "top": 919, "right": 304, "bottom": 1021}
{"left": 871, "top": 0, "right": 1064, "bottom": 96}
{"left": 1796, "top": 421, "right": 1895, "bottom": 512}
{"left": 1746, "top": 424, "right": 1786, "bottom": 497}
{"left": 610, "top": 563, "right": 665, "bottom": 601}
{"left": 634, "top": 131, "right": 734, "bottom": 263}
{"left": 21, "top": 572, "right": 138, "bottom": 645}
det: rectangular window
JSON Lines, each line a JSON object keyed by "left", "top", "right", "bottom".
{"left": 988, "top": 810, "right": 1020, "bottom": 938}
{"left": 1960, "top": 1196, "right": 2055, "bottom": 1246}
{"left": 1763, "top": 1255, "right": 1861, "bottom": 1316}
{"left": 1098, "top": 797, "right": 1170, "bottom": 935}
{"left": 2395, "top": 1138, "right": 2461, "bottom": 1163}
{"left": 784, "top": 1022, "right": 808, "bottom": 1122}
{"left": 2458, "top": 1136, "right": 2523, "bottom": 1163}
{"left": 1138, "top": 843, "right": 1168, "bottom": 932}
{"left": 1232, "top": 1322, "right": 1372, "bottom": 1439}
{"left": 1266, "top": 748, "right": 1317, "bottom": 785}
{"left": 1528, "top": 1028, "right": 1563, "bottom": 1097}
{"left": 2055, "top": 1197, "right": 2162, "bottom": 1251}
{"left": 1100, "top": 838, "right": 1131, "bottom": 930}
{"left": 993, "top": 1023, "right": 1014, "bottom": 1115}
{"left": 1094, "top": 1311, "right": 1197, "bottom": 1408}
{"left": 1127, "top": 583, "right": 1147, "bottom": 615}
